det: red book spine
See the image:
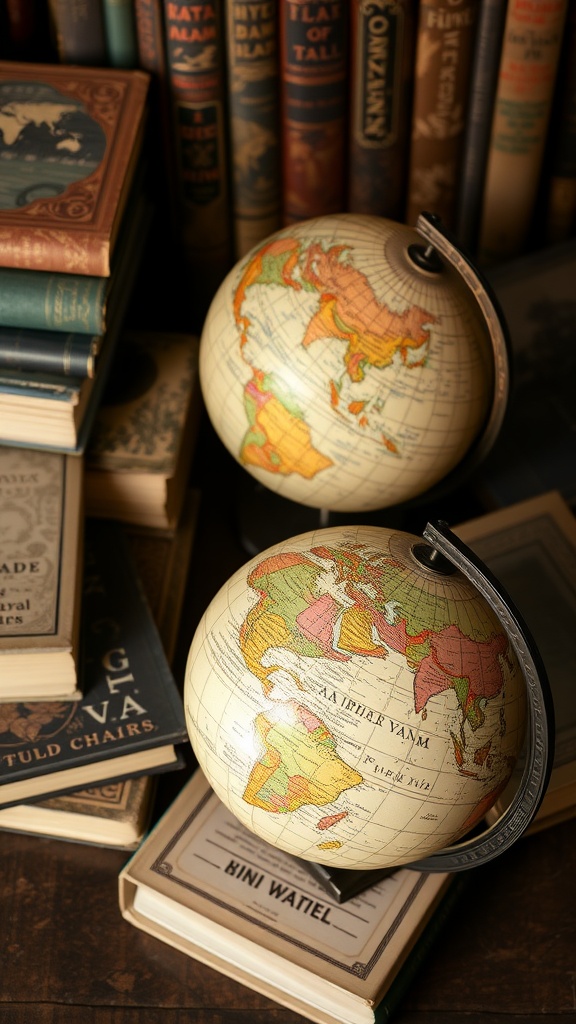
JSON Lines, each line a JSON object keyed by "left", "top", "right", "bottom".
{"left": 279, "top": 0, "right": 349, "bottom": 225}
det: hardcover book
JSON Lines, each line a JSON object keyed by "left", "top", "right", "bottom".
{"left": 0, "top": 61, "right": 149, "bottom": 277}
{"left": 119, "top": 769, "right": 456, "bottom": 1024}
{"left": 0, "top": 517, "right": 189, "bottom": 808}
{"left": 0, "top": 446, "right": 83, "bottom": 702}
{"left": 0, "top": 193, "right": 154, "bottom": 454}
{"left": 280, "top": 0, "right": 349, "bottom": 224}
{"left": 405, "top": 0, "right": 479, "bottom": 231}
{"left": 0, "top": 775, "right": 156, "bottom": 848}
{"left": 0, "top": 492, "right": 200, "bottom": 847}
{"left": 85, "top": 333, "right": 201, "bottom": 529}
{"left": 455, "top": 491, "right": 576, "bottom": 833}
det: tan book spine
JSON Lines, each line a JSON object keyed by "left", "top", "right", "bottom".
{"left": 478, "top": 0, "right": 569, "bottom": 263}
{"left": 405, "top": 0, "right": 479, "bottom": 231}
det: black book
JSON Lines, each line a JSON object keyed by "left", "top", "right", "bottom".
{"left": 0, "top": 519, "right": 189, "bottom": 808}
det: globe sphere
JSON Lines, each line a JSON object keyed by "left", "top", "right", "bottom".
{"left": 199, "top": 214, "right": 498, "bottom": 513}
{"left": 184, "top": 524, "right": 527, "bottom": 871}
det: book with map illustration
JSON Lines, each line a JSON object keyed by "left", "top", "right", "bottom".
{"left": 0, "top": 61, "right": 149, "bottom": 276}
{"left": 119, "top": 768, "right": 458, "bottom": 1024}
{"left": 455, "top": 490, "right": 576, "bottom": 834}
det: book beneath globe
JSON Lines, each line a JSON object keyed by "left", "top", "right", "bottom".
{"left": 0, "top": 517, "right": 188, "bottom": 809}
{"left": 0, "top": 61, "right": 149, "bottom": 277}
{"left": 455, "top": 490, "right": 576, "bottom": 834}
{"left": 85, "top": 333, "right": 201, "bottom": 530}
{"left": 119, "top": 769, "right": 458, "bottom": 1024}
{"left": 0, "top": 445, "right": 83, "bottom": 702}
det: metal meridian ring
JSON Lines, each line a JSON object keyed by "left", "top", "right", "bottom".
{"left": 407, "top": 519, "right": 555, "bottom": 873}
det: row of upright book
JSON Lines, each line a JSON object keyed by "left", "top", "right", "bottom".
{"left": 4, "top": 0, "right": 575, "bottom": 293}
{"left": 0, "top": 59, "right": 203, "bottom": 848}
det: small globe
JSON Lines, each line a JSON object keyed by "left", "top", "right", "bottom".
{"left": 199, "top": 214, "right": 502, "bottom": 513}
{"left": 184, "top": 524, "right": 527, "bottom": 871}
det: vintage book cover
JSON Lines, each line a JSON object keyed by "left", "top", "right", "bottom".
{"left": 0, "top": 193, "right": 154, "bottom": 454}
{"left": 347, "top": 0, "right": 416, "bottom": 221}
{"left": 0, "top": 775, "right": 156, "bottom": 848}
{"left": 0, "top": 61, "right": 149, "bottom": 277}
{"left": 405, "top": 0, "right": 479, "bottom": 231}
{"left": 0, "top": 491, "right": 200, "bottom": 847}
{"left": 479, "top": 237, "right": 576, "bottom": 509}
{"left": 47, "top": 0, "right": 107, "bottom": 64}
{"left": 0, "top": 517, "right": 189, "bottom": 808}
{"left": 85, "top": 332, "right": 201, "bottom": 529}
{"left": 0, "top": 446, "right": 83, "bottom": 702}
{"left": 224, "top": 0, "right": 282, "bottom": 259}
{"left": 161, "top": 0, "right": 232, "bottom": 305}
{"left": 455, "top": 491, "right": 576, "bottom": 833}
{"left": 280, "top": 0, "right": 349, "bottom": 224}
{"left": 0, "top": 327, "right": 100, "bottom": 379}
{"left": 119, "top": 769, "right": 456, "bottom": 1024}
{"left": 454, "top": 0, "right": 508, "bottom": 253}
{"left": 477, "top": 0, "right": 569, "bottom": 263}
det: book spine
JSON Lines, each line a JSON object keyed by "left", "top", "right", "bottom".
{"left": 454, "top": 0, "right": 508, "bottom": 254}
{"left": 478, "top": 0, "right": 569, "bottom": 263}
{"left": 279, "top": 0, "right": 349, "bottom": 224}
{"left": 405, "top": 0, "right": 479, "bottom": 232}
{"left": 0, "top": 268, "right": 107, "bottom": 335}
{"left": 347, "top": 0, "right": 416, "bottom": 220}
{"left": 134, "top": 0, "right": 167, "bottom": 74}
{"left": 0, "top": 328, "right": 99, "bottom": 379}
{"left": 543, "top": 0, "right": 576, "bottom": 243}
{"left": 161, "top": 0, "right": 232, "bottom": 303}
{"left": 4, "top": 0, "right": 53, "bottom": 60}
{"left": 47, "top": 0, "right": 108, "bottom": 64}
{"left": 224, "top": 0, "right": 282, "bottom": 259}
{"left": 102, "top": 0, "right": 139, "bottom": 66}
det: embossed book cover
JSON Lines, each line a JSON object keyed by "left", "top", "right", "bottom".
{"left": 85, "top": 332, "right": 201, "bottom": 529}
{"left": 0, "top": 61, "right": 149, "bottom": 276}
{"left": 0, "top": 518, "right": 188, "bottom": 808}
{"left": 0, "top": 445, "right": 83, "bottom": 701}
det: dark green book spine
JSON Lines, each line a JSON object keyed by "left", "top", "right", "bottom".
{"left": 103, "top": 0, "right": 138, "bottom": 66}
{"left": 0, "top": 327, "right": 100, "bottom": 378}
{"left": 224, "top": 0, "right": 282, "bottom": 260}
{"left": 0, "top": 268, "right": 107, "bottom": 335}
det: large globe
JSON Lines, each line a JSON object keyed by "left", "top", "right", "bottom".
{"left": 199, "top": 214, "right": 502, "bottom": 512}
{"left": 184, "top": 524, "right": 527, "bottom": 871}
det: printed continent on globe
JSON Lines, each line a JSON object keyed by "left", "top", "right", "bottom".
{"left": 200, "top": 215, "right": 496, "bottom": 512}
{"left": 184, "top": 525, "right": 526, "bottom": 870}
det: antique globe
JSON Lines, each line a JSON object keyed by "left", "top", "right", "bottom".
{"left": 199, "top": 212, "right": 509, "bottom": 513}
{"left": 184, "top": 521, "right": 553, "bottom": 873}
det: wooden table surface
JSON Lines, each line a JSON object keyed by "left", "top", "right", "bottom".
{"left": 2, "top": 423, "right": 576, "bottom": 1024}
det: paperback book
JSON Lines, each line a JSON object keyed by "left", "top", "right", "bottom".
{"left": 85, "top": 332, "right": 201, "bottom": 529}
{"left": 0, "top": 445, "right": 83, "bottom": 701}
{"left": 119, "top": 769, "right": 456, "bottom": 1024}
{"left": 0, "top": 517, "right": 188, "bottom": 808}
{"left": 0, "top": 61, "right": 149, "bottom": 276}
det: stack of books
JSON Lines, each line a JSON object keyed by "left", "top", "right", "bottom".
{"left": 0, "top": 60, "right": 151, "bottom": 454}
{"left": 0, "top": 59, "right": 205, "bottom": 853}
